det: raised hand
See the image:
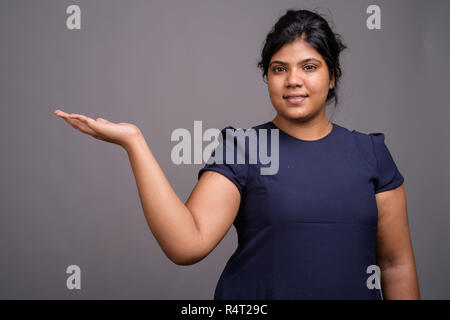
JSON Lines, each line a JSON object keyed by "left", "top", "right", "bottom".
{"left": 52, "top": 108, "right": 241, "bottom": 267}
{"left": 53, "top": 109, "right": 141, "bottom": 149}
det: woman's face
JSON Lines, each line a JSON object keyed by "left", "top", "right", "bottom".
{"left": 267, "top": 38, "right": 335, "bottom": 122}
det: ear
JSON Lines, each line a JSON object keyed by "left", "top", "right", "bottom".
{"left": 329, "top": 71, "right": 335, "bottom": 89}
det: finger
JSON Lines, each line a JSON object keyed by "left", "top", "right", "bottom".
{"left": 63, "top": 117, "right": 79, "bottom": 130}
{"left": 54, "top": 109, "right": 71, "bottom": 119}
{"left": 55, "top": 111, "right": 101, "bottom": 138}
{"left": 55, "top": 111, "right": 80, "bottom": 124}
{"left": 96, "top": 117, "right": 111, "bottom": 124}
{"left": 64, "top": 117, "right": 98, "bottom": 136}
{"left": 68, "top": 114, "right": 103, "bottom": 132}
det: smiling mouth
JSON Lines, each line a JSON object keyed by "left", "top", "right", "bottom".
{"left": 284, "top": 95, "right": 308, "bottom": 104}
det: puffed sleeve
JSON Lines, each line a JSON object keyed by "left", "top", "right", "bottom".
{"left": 369, "top": 133, "right": 405, "bottom": 193}
{"left": 198, "top": 126, "right": 249, "bottom": 195}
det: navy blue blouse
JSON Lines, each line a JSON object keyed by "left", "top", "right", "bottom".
{"left": 197, "top": 121, "right": 404, "bottom": 300}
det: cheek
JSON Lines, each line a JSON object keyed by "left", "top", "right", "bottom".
{"left": 307, "top": 72, "right": 331, "bottom": 92}
{"left": 304, "top": 77, "right": 320, "bottom": 91}
{"left": 267, "top": 80, "right": 284, "bottom": 99}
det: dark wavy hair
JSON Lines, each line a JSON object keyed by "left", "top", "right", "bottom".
{"left": 257, "top": 9, "right": 347, "bottom": 106}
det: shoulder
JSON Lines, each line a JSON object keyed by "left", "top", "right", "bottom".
{"left": 350, "top": 127, "right": 394, "bottom": 163}
{"left": 335, "top": 123, "right": 390, "bottom": 172}
{"left": 198, "top": 123, "right": 263, "bottom": 195}
{"left": 339, "top": 124, "right": 404, "bottom": 192}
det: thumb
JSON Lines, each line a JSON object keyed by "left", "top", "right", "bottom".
{"left": 96, "top": 117, "right": 110, "bottom": 124}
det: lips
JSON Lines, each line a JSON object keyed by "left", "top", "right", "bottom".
{"left": 284, "top": 94, "right": 308, "bottom": 105}
{"left": 283, "top": 93, "right": 308, "bottom": 98}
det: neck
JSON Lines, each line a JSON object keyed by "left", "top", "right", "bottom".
{"left": 271, "top": 114, "right": 332, "bottom": 141}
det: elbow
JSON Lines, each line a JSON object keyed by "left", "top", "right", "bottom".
{"left": 164, "top": 230, "right": 208, "bottom": 266}
{"left": 171, "top": 254, "right": 205, "bottom": 266}
{"left": 172, "top": 258, "right": 196, "bottom": 266}
{"left": 171, "top": 246, "right": 209, "bottom": 265}
{"left": 169, "top": 245, "right": 208, "bottom": 266}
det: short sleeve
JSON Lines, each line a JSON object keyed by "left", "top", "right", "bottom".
{"left": 369, "top": 133, "right": 405, "bottom": 193}
{"left": 197, "top": 126, "right": 249, "bottom": 195}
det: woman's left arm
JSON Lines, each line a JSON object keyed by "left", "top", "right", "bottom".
{"left": 376, "top": 184, "right": 420, "bottom": 299}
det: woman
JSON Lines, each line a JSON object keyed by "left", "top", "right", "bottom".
{"left": 53, "top": 9, "right": 420, "bottom": 300}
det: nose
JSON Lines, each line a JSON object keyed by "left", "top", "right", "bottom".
{"left": 286, "top": 69, "right": 303, "bottom": 87}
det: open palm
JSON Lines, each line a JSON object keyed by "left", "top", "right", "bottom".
{"left": 54, "top": 109, "right": 140, "bottom": 148}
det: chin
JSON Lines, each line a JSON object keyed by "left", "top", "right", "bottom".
{"left": 278, "top": 107, "right": 313, "bottom": 121}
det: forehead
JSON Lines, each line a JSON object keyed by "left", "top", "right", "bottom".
{"left": 270, "top": 39, "right": 323, "bottom": 63}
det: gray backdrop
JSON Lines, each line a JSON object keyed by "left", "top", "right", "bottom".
{"left": 1, "top": 0, "right": 449, "bottom": 299}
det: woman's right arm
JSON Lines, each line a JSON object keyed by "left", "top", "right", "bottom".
{"left": 125, "top": 131, "right": 242, "bottom": 265}
{"left": 54, "top": 110, "right": 241, "bottom": 265}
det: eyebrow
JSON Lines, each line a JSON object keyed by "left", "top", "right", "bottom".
{"left": 269, "top": 58, "right": 322, "bottom": 66}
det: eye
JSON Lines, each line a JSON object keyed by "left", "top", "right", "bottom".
{"left": 303, "top": 65, "right": 317, "bottom": 71}
{"left": 272, "top": 66, "right": 286, "bottom": 73}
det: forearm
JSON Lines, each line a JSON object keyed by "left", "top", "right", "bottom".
{"left": 124, "top": 131, "right": 202, "bottom": 265}
{"left": 380, "top": 262, "right": 420, "bottom": 299}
